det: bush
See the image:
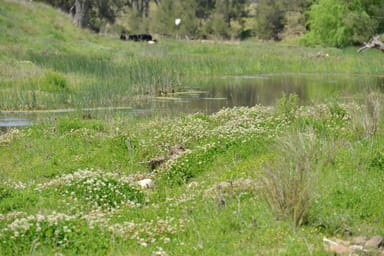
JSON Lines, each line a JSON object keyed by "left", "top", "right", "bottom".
{"left": 39, "top": 70, "right": 69, "bottom": 92}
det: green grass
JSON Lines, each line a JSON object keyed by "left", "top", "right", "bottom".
{"left": 1, "top": 1, "right": 384, "bottom": 255}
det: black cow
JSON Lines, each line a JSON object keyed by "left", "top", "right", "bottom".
{"left": 120, "top": 32, "right": 127, "bottom": 40}
{"left": 128, "top": 34, "right": 138, "bottom": 41}
{"left": 128, "top": 34, "right": 153, "bottom": 42}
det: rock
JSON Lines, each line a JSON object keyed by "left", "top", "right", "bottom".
{"left": 187, "top": 181, "right": 198, "bottom": 189}
{"left": 326, "top": 244, "right": 353, "bottom": 255}
{"left": 351, "top": 236, "right": 367, "bottom": 245}
{"left": 323, "top": 237, "right": 353, "bottom": 255}
{"left": 203, "top": 178, "right": 259, "bottom": 199}
{"left": 365, "top": 236, "right": 384, "bottom": 249}
{"left": 349, "top": 244, "right": 364, "bottom": 251}
{"left": 138, "top": 178, "right": 154, "bottom": 189}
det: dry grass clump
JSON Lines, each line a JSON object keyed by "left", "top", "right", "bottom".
{"left": 261, "top": 131, "right": 321, "bottom": 226}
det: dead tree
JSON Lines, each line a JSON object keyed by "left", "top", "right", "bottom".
{"left": 357, "top": 35, "right": 384, "bottom": 53}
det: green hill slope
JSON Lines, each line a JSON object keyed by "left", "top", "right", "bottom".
{"left": 0, "top": 0, "right": 108, "bottom": 110}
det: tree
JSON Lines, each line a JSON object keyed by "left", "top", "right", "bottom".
{"left": 254, "top": 0, "right": 309, "bottom": 41}
{"left": 204, "top": 0, "right": 249, "bottom": 39}
{"left": 38, "top": 0, "right": 157, "bottom": 32}
{"left": 360, "top": 0, "right": 384, "bottom": 34}
{"left": 150, "top": 0, "right": 176, "bottom": 36}
{"left": 71, "top": 0, "right": 90, "bottom": 28}
{"left": 254, "top": 0, "right": 284, "bottom": 40}
{"left": 303, "top": 0, "right": 377, "bottom": 47}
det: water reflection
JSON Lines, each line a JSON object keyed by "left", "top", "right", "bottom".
{"left": 1, "top": 74, "right": 383, "bottom": 125}
{"left": 0, "top": 117, "right": 31, "bottom": 132}
{"left": 129, "top": 74, "right": 384, "bottom": 116}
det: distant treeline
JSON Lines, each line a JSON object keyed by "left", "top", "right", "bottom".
{"left": 37, "top": 0, "right": 384, "bottom": 47}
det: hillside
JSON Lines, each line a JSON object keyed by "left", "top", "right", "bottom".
{"left": 0, "top": 0, "right": 111, "bottom": 110}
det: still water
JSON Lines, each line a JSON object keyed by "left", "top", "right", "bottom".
{"left": 1, "top": 74, "right": 383, "bottom": 127}
{"left": 130, "top": 74, "right": 384, "bottom": 115}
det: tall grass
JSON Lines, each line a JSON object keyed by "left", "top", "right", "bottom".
{"left": 3, "top": 41, "right": 384, "bottom": 111}
{"left": 261, "top": 131, "right": 322, "bottom": 227}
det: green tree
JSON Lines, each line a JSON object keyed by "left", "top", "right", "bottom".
{"left": 37, "top": 0, "right": 158, "bottom": 32}
{"left": 254, "top": 0, "right": 309, "bottom": 40}
{"left": 303, "top": 0, "right": 377, "bottom": 47}
{"left": 204, "top": 0, "right": 249, "bottom": 39}
{"left": 254, "top": 0, "right": 284, "bottom": 40}
{"left": 176, "top": 0, "right": 200, "bottom": 39}
{"left": 150, "top": 0, "right": 176, "bottom": 36}
{"left": 360, "top": 0, "right": 384, "bottom": 33}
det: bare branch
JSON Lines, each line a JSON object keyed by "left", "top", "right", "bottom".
{"left": 358, "top": 35, "right": 384, "bottom": 53}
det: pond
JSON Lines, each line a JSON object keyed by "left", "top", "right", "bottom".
{"left": 1, "top": 74, "right": 383, "bottom": 127}
{"left": 128, "top": 73, "right": 384, "bottom": 115}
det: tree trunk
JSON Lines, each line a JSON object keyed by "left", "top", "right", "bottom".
{"left": 72, "top": 0, "right": 90, "bottom": 28}
{"left": 357, "top": 36, "right": 384, "bottom": 53}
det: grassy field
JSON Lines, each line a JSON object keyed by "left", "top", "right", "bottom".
{"left": 1, "top": 1, "right": 384, "bottom": 255}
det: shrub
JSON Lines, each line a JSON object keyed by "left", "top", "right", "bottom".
{"left": 38, "top": 70, "right": 69, "bottom": 92}
{"left": 276, "top": 93, "right": 299, "bottom": 122}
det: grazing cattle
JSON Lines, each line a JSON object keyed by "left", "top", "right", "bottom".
{"left": 128, "top": 34, "right": 153, "bottom": 42}
{"left": 120, "top": 32, "right": 127, "bottom": 40}
{"left": 128, "top": 34, "right": 138, "bottom": 41}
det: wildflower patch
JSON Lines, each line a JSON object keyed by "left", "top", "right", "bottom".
{"left": 37, "top": 169, "right": 144, "bottom": 210}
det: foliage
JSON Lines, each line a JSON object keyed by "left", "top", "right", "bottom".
{"left": 40, "top": 169, "right": 144, "bottom": 210}
{"left": 33, "top": 0, "right": 384, "bottom": 43}
{"left": 303, "top": 0, "right": 377, "bottom": 47}
{"left": 0, "top": 213, "right": 112, "bottom": 255}
{"left": 254, "top": 0, "right": 285, "bottom": 40}
{"left": 277, "top": 93, "right": 299, "bottom": 122}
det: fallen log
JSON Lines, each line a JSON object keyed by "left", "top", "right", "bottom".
{"left": 357, "top": 35, "right": 384, "bottom": 53}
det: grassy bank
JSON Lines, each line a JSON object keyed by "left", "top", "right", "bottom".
{"left": 1, "top": 94, "right": 383, "bottom": 255}
{"left": 1, "top": 0, "right": 384, "bottom": 110}
{"left": 1, "top": 1, "right": 384, "bottom": 255}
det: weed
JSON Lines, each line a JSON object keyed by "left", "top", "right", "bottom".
{"left": 261, "top": 131, "right": 322, "bottom": 227}
{"left": 277, "top": 93, "right": 299, "bottom": 122}
{"left": 348, "top": 91, "right": 383, "bottom": 138}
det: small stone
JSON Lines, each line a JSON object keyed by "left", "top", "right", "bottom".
{"left": 138, "top": 178, "right": 153, "bottom": 189}
{"left": 187, "top": 181, "right": 198, "bottom": 188}
{"left": 365, "top": 236, "right": 384, "bottom": 249}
